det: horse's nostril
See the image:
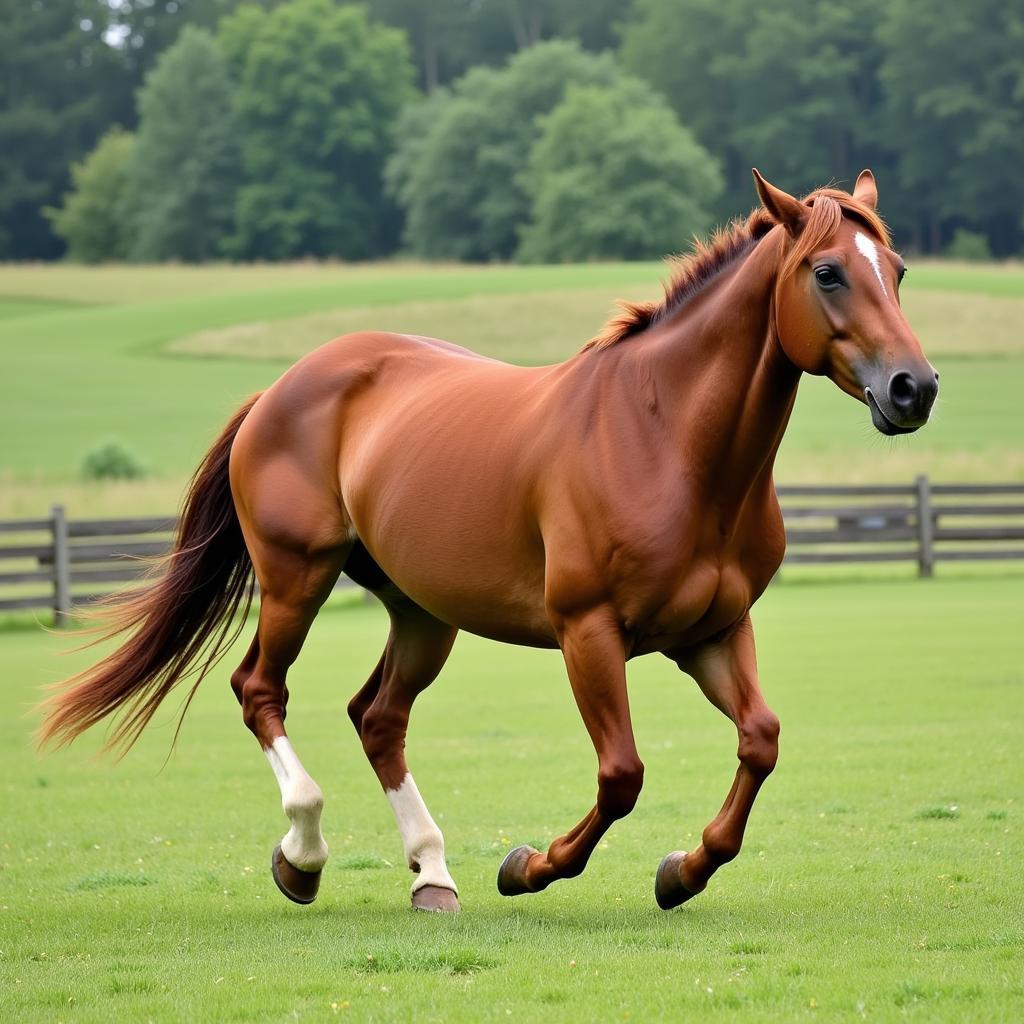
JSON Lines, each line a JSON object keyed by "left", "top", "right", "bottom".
{"left": 889, "top": 371, "right": 918, "bottom": 410}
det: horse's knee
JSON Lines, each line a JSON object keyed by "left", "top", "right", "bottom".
{"left": 738, "top": 707, "right": 780, "bottom": 778}
{"left": 597, "top": 756, "right": 645, "bottom": 819}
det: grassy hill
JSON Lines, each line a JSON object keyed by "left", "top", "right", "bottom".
{"left": 1, "top": 260, "right": 1021, "bottom": 518}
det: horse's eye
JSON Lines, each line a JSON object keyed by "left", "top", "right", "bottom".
{"left": 814, "top": 266, "right": 842, "bottom": 290}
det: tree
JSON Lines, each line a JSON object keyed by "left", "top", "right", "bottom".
{"left": 220, "top": 0, "right": 416, "bottom": 260}
{"left": 387, "top": 40, "right": 626, "bottom": 260}
{"left": 476, "top": 0, "right": 634, "bottom": 53}
{"left": 0, "top": 0, "right": 127, "bottom": 258}
{"left": 45, "top": 128, "right": 136, "bottom": 263}
{"left": 108, "top": 0, "right": 254, "bottom": 103}
{"left": 518, "top": 82, "right": 722, "bottom": 262}
{"left": 121, "top": 27, "right": 242, "bottom": 261}
{"left": 366, "top": 0, "right": 471, "bottom": 92}
{"left": 712, "top": 1, "right": 886, "bottom": 206}
{"left": 879, "top": 0, "right": 1024, "bottom": 254}
{"left": 620, "top": 0, "right": 888, "bottom": 224}
{"left": 365, "top": 0, "right": 636, "bottom": 92}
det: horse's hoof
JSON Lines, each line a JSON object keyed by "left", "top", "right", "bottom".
{"left": 655, "top": 850, "right": 702, "bottom": 910}
{"left": 412, "top": 884, "right": 460, "bottom": 913}
{"left": 271, "top": 844, "right": 321, "bottom": 905}
{"left": 497, "top": 844, "right": 539, "bottom": 896}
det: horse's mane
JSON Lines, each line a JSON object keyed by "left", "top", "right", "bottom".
{"left": 584, "top": 187, "right": 891, "bottom": 351}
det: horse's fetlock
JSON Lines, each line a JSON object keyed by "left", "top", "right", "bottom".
{"left": 545, "top": 837, "right": 577, "bottom": 875}
{"left": 406, "top": 826, "right": 443, "bottom": 867}
{"left": 702, "top": 823, "right": 741, "bottom": 865}
{"left": 283, "top": 779, "right": 323, "bottom": 820}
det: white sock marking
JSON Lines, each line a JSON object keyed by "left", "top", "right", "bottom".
{"left": 386, "top": 773, "right": 458, "bottom": 894}
{"left": 266, "top": 737, "right": 328, "bottom": 871}
{"left": 854, "top": 231, "right": 887, "bottom": 296}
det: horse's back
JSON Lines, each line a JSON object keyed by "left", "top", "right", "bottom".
{"left": 236, "top": 330, "right": 565, "bottom": 643}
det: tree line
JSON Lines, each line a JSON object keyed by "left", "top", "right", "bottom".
{"left": 5, "top": 0, "right": 1022, "bottom": 263}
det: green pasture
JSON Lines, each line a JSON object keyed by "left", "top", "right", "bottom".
{"left": 0, "top": 576, "right": 1021, "bottom": 1021}
{"left": 0, "top": 260, "right": 1022, "bottom": 518}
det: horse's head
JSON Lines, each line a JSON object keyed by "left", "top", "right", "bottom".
{"left": 753, "top": 169, "right": 938, "bottom": 435}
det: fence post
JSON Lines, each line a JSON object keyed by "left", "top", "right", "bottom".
{"left": 51, "top": 504, "right": 72, "bottom": 627}
{"left": 914, "top": 475, "right": 934, "bottom": 578}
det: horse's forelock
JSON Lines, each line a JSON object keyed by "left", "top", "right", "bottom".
{"left": 780, "top": 195, "right": 843, "bottom": 283}
{"left": 781, "top": 189, "right": 892, "bottom": 284}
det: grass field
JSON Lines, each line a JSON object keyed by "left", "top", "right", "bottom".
{"left": 0, "top": 259, "right": 1022, "bottom": 518}
{"left": 0, "top": 576, "right": 1021, "bottom": 1022}
{"left": 0, "top": 259, "right": 1021, "bottom": 1020}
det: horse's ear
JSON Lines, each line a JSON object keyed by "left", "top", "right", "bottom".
{"left": 853, "top": 169, "right": 878, "bottom": 209}
{"left": 752, "top": 169, "right": 806, "bottom": 237}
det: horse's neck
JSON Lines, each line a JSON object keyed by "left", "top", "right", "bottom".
{"left": 629, "top": 231, "right": 801, "bottom": 505}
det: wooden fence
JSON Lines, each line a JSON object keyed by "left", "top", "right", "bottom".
{"left": 777, "top": 479, "right": 1024, "bottom": 576}
{"left": 2, "top": 477, "right": 1022, "bottom": 625}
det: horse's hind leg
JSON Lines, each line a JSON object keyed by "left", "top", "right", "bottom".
{"left": 349, "top": 600, "right": 459, "bottom": 912}
{"left": 230, "top": 538, "right": 348, "bottom": 904}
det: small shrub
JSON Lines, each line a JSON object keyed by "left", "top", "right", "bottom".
{"left": 915, "top": 804, "right": 960, "bottom": 820}
{"left": 946, "top": 229, "right": 992, "bottom": 262}
{"left": 81, "top": 440, "right": 147, "bottom": 481}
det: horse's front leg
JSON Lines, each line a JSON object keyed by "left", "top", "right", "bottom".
{"left": 656, "top": 615, "right": 780, "bottom": 909}
{"left": 498, "top": 606, "right": 644, "bottom": 895}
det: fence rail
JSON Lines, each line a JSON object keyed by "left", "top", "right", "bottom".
{"left": 3, "top": 478, "right": 1023, "bottom": 624}
{"left": 776, "top": 478, "right": 1024, "bottom": 576}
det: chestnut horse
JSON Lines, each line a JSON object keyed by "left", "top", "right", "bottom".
{"left": 42, "top": 171, "right": 937, "bottom": 913}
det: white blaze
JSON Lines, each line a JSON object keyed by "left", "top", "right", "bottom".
{"left": 386, "top": 773, "right": 458, "bottom": 894}
{"left": 266, "top": 736, "right": 328, "bottom": 871}
{"left": 854, "top": 231, "right": 887, "bottom": 296}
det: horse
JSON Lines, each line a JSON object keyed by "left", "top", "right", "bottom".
{"left": 41, "top": 170, "right": 938, "bottom": 913}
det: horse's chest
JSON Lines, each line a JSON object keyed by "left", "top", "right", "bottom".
{"left": 628, "top": 557, "right": 752, "bottom": 656}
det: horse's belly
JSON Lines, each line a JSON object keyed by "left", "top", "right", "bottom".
{"left": 377, "top": 532, "right": 555, "bottom": 647}
{"left": 341, "top": 403, "right": 555, "bottom": 643}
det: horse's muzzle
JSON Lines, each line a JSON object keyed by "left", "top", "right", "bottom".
{"left": 864, "top": 367, "right": 939, "bottom": 435}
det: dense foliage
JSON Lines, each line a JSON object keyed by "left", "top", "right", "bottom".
{"left": 122, "top": 27, "right": 241, "bottom": 262}
{"left": 15, "top": 0, "right": 1024, "bottom": 262}
{"left": 386, "top": 42, "right": 629, "bottom": 261}
{"left": 45, "top": 128, "right": 136, "bottom": 263}
{"left": 0, "top": 0, "right": 125, "bottom": 258}
{"left": 518, "top": 82, "right": 722, "bottom": 262}
{"left": 220, "top": 0, "right": 415, "bottom": 260}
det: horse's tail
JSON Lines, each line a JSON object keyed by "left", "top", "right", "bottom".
{"left": 38, "top": 393, "right": 262, "bottom": 755}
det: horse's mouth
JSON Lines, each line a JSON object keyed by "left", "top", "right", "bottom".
{"left": 865, "top": 388, "right": 919, "bottom": 436}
